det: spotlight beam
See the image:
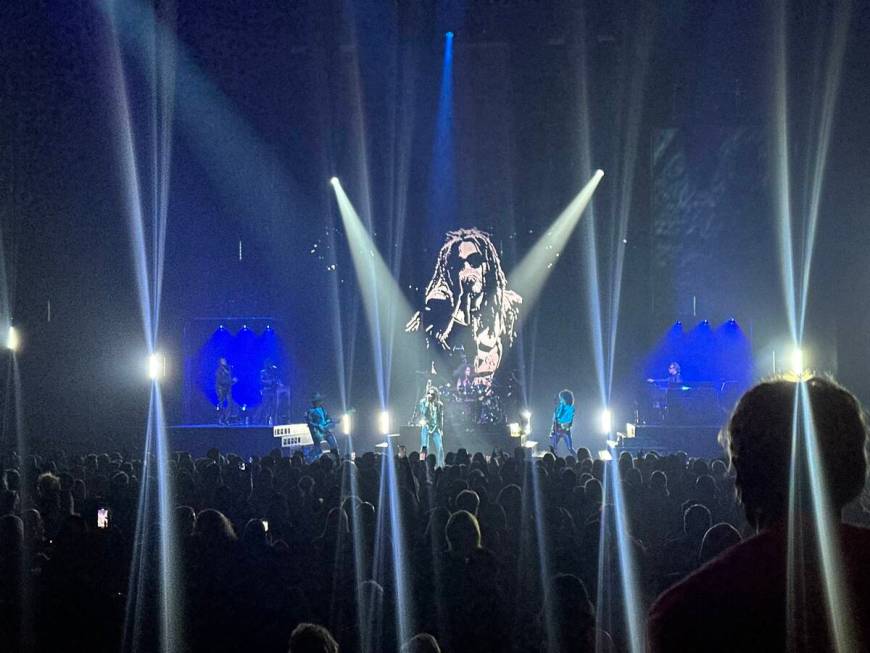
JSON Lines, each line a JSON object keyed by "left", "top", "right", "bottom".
{"left": 105, "top": 14, "right": 154, "bottom": 352}
{"left": 567, "top": 6, "right": 612, "bottom": 410}
{"left": 786, "top": 384, "right": 856, "bottom": 651}
{"left": 771, "top": 12, "right": 855, "bottom": 643}
{"left": 773, "top": 1, "right": 852, "bottom": 346}
{"left": 604, "top": 14, "right": 653, "bottom": 405}
{"left": 103, "top": 3, "right": 180, "bottom": 651}
{"left": 509, "top": 170, "right": 604, "bottom": 322}
{"left": 332, "top": 180, "right": 397, "bottom": 408}
{"left": 606, "top": 458, "right": 645, "bottom": 652}
{"left": 426, "top": 30, "right": 456, "bottom": 245}
{"left": 331, "top": 180, "right": 450, "bottom": 409}
{"left": 796, "top": 1, "right": 851, "bottom": 340}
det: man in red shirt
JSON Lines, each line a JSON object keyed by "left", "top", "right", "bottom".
{"left": 648, "top": 376, "right": 870, "bottom": 652}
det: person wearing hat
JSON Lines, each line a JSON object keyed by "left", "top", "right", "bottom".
{"left": 306, "top": 392, "right": 338, "bottom": 458}
{"left": 258, "top": 358, "right": 281, "bottom": 425}
{"left": 419, "top": 386, "right": 445, "bottom": 466}
{"left": 215, "top": 357, "right": 236, "bottom": 425}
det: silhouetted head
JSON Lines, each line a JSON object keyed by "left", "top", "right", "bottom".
{"left": 402, "top": 633, "right": 441, "bottom": 653}
{"left": 721, "top": 376, "right": 868, "bottom": 529}
{"left": 699, "top": 522, "right": 742, "bottom": 564}
{"left": 684, "top": 504, "right": 712, "bottom": 539}
{"left": 445, "top": 509, "right": 481, "bottom": 557}
{"left": 288, "top": 623, "right": 339, "bottom": 653}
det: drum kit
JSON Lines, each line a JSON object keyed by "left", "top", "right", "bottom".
{"left": 411, "top": 344, "right": 522, "bottom": 430}
{"left": 437, "top": 382, "right": 505, "bottom": 427}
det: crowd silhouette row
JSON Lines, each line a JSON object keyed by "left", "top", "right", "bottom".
{"left": 1, "top": 376, "right": 869, "bottom": 652}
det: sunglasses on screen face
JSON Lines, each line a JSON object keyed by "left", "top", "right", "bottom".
{"left": 459, "top": 253, "right": 484, "bottom": 267}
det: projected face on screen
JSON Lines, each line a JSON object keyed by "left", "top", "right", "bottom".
{"left": 406, "top": 228, "right": 522, "bottom": 385}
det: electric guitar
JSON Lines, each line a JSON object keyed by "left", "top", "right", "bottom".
{"left": 551, "top": 421, "right": 572, "bottom": 439}
{"left": 307, "top": 408, "right": 355, "bottom": 441}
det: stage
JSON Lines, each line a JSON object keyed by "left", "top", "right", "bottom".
{"left": 170, "top": 422, "right": 519, "bottom": 460}
{"left": 170, "top": 425, "right": 282, "bottom": 459}
{"left": 615, "top": 423, "right": 726, "bottom": 459}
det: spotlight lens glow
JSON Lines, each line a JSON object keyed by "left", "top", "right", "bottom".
{"left": 791, "top": 347, "right": 804, "bottom": 373}
{"left": 341, "top": 413, "right": 352, "bottom": 435}
{"left": 329, "top": 176, "right": 339, "bottom": 187}
{"left": 148, "top": 352, "right": 163, "bottom": 380}
{"left": 521, "top": 409, "right": 532, "bottom": 420}
{"left": 446, "top": 31, "right": 454, "bottom": 38}
{"left": 379, "top": 410, "right": 391, "bottom": 435}
{"left": 600, "top": 408, "right": 613, "bottom": 435}
{"left": 6, "top": 326, "right": 18, "bottom": 352}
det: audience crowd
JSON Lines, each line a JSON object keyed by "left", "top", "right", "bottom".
{"left": 1, "top": 376, "right": 868, "bottom": 652}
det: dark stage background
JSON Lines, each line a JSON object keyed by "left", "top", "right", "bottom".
{"left": 1, "top": 0, "right": 869, "bottom": 454}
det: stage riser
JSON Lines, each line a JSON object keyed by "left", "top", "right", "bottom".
{"left": 171, "top": 424, "right": 521, "bottom": 460}
{"left": 618, "top": 424, "right": 724, "bottom": 459}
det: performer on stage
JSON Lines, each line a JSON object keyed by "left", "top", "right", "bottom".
{"left": 215, "top": 357, "right": 236, "bottom": 425}
{"left": 306, "top": 392, "right": 338, "bottom": 458}
{"left": 647, "top": 361, "right": 683, "bottom": 385}
{"left": 258, "top": 359, "right": 280, "bottom": 425}
{"left": 419, "top": 386, "right": 445, "bottom": 467}
{"left": 550, "top": 389, "right": 575, "bottom": 455}
{"left": 666, "top": 361, "right": 682, "bottom": 384}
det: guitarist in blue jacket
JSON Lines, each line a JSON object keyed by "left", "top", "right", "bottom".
{"left": 306, "top": 392, "right": 339, "bottom": 458}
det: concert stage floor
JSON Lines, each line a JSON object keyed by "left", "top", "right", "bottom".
{"left": 170, "top": 423, "right": 519, "bottom": 460}
{"left": 616, "top": 423, "right": 726, "bottom": 459}
{"left": 170, "top": 425, "right": 281, "bottom": 459}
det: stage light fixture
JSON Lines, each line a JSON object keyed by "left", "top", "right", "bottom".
{"left": 341, "top": 413, "right": 352, "bottom": 436}
{"left": 523, "top": 440, "right": 538, "bottom": 449}
{"left": 445, "top": 31, "right": 454, "bottom": 39}
{"left": 600, "top": 408, "right": 613, "bottom": 435}
{"left": 379, "top": 410, "right": 391, "bottom": 436}
{"left": 329, "top": 176, "right": 339, "bottom": 187}
{"left": 598, "top": 449, "right": 613, "bottom": 461}
{"left": 521, "top": 409, "right": 532, "bottom": 435}
{"left": 148, "top": 352, "right": 165, "bottom": 380}
{"left": 6, "top": 326, "right": 19, "bottom": 352}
